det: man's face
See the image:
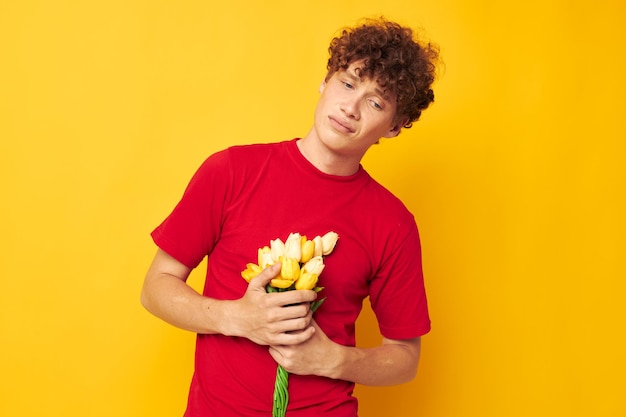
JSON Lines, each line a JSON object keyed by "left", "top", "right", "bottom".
{"left": 312, "top": 61, "right": 402, "bottom": 160}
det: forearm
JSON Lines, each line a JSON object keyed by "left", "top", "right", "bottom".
{"left": 140, "top": 271, "right": 229, "bottom": 334}
{"left": 141, "top": 250, "right": 318, "bottom": 345}
{"left": 328, "top": 337, "right": 421, "bottom": 386}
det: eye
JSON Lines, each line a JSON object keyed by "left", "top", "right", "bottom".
{"left": 369, "top": 99, "right": 383, "bottom": 110}
{"left": 342, "top": 81, "right": 354, "bottom": 89}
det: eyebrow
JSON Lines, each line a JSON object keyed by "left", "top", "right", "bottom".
{"left": 345, "top": 69, "right": 390, "bottom": 100}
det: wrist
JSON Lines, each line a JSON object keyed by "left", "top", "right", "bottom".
{"left": 197, "top": 297, "right": 230, "bottom": 335}
{"left": 211, "top": 297, "right": 252, "bottom": 338}
{"left": 322, "top": 342, "right": 349, "bottom": 380}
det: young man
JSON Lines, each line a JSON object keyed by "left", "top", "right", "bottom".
{"left": 141, "top": 18, "right": 439, "bottom": 416}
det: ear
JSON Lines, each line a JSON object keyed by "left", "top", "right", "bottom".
{"left": 383, "top": 118, "right": 408, "bottom": 138}
{"left": 319, "top": 80, "right": 326, "bottom": 94}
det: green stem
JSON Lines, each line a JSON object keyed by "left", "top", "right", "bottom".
{"left": 273, "top": 365, "right": 289, "bottom": 417}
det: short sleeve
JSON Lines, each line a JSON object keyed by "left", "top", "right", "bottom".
{"left": 368, "top": 217, "right": 430, "bottom": 340}
{"left": 151, "top": 150, "right": 232, "bottom": 269}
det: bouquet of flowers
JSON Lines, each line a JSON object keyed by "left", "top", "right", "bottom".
{"left": 241, "top": 231, "right": 339, "bottom": 417}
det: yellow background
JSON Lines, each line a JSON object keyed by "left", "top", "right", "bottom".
{"left": 1, "top": 0, "right": 624, "bottom": 416}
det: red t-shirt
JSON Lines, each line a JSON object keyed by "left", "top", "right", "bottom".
{"left": 152, "top": 139, "right": 430, "bottom": 416}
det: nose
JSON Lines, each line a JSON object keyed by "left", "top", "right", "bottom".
{"left": 340, "top": 96, "right": 360, "bottom": 120}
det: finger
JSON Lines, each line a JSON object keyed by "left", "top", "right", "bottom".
{"left": 271, "top": 313, "right": 312, "bottom": 334}
{"left": 268, "top": 346, "right": 286, "bottom": 367}
{"left": 277, "top": 289, "right": 317, "bottom": 306}
{"left": 268, "top": 346, "right": 281, "bottom": 360}
{"left": 269, "top": 326, "right": 316, "bottom": 346}
{"left": 270, "top": 304, "right": 312, "bottom": 323}
{"left": 309, "top": 319, "right": 321, "bottom": 331}
{"left": 248, "top": 263, "right": 281, "bottom": 289}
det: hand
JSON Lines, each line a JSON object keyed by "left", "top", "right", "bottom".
{"left": 228, "top": 263, "right": 318, "bottom": 346}
{"left": 268, "top": 320, "right": 340, "bottom": 377}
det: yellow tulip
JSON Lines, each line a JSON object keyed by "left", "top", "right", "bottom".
{"left": 295, "top": 257, "right": 324, "bottom": 290}
{"left": 279, "top": 256, "right": 301, "bottom": 282}
{"left": 295, "top": 272, "right": 319, "bottom": 290}
{"left": 241, "top": 263, "right": 262, "bottom": 282}
{"left": 258, "top": 246, "right": 273, "bottom": 268}
{"left": 302, "top": 256, "right": 325, "bottom": 276}
{"left": 313, "top": 236, "right": 323, "bottom": 257}
{"left": 245, "top": 232, "right": 338, "bottom": 292}
{"left": 270, "top": 278, "right": 296, "bottom": 289}
{"left": 270, "top": 238, "right": 285, "bottom": 263}
{"left": 321, "top": 231, "right": 339, "bottom": 255}
{"left": 300, "top": 239, "right": 315, "bottom": 263}
{"left": 283, "top": 233, "right": 302, "bottom": 261}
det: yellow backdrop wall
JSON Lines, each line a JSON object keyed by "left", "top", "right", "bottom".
{"left": 1, "top": 1, "right": 624, "bottom": 416}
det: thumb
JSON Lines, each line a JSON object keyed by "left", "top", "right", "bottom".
{"left": 249, "top": 262, "right": 281, "bottom": 289}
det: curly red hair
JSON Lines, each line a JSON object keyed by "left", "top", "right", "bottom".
{"left": 326, "top": 18, "right": 440, "bottom": 128}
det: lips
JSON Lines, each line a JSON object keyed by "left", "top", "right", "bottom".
{"left": 328, "top": 116, "right": 355, "bottom": 133}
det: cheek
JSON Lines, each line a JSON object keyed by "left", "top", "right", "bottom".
{"left": 366, "top": 110, "right": 393, "bottom": 127}
{"left": 313, "top": 98, "right": 326, "bottom": 120}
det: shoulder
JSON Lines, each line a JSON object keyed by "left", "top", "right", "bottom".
{"left": 195, "top": 139, "right": 292, "bottom": 177}
{"left": 223, "top": 139, "right": 292, "bottom": 160}
{"left": 362, "top": 172, "right": 414, "bottom": 220}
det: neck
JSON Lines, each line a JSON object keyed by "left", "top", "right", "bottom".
{"left": 297, "top": 129, "right": 362, "bottom": 176}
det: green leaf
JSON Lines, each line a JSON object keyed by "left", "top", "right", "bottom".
{"left": 311, "top": 297, "right": 326, "bottom": 313}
